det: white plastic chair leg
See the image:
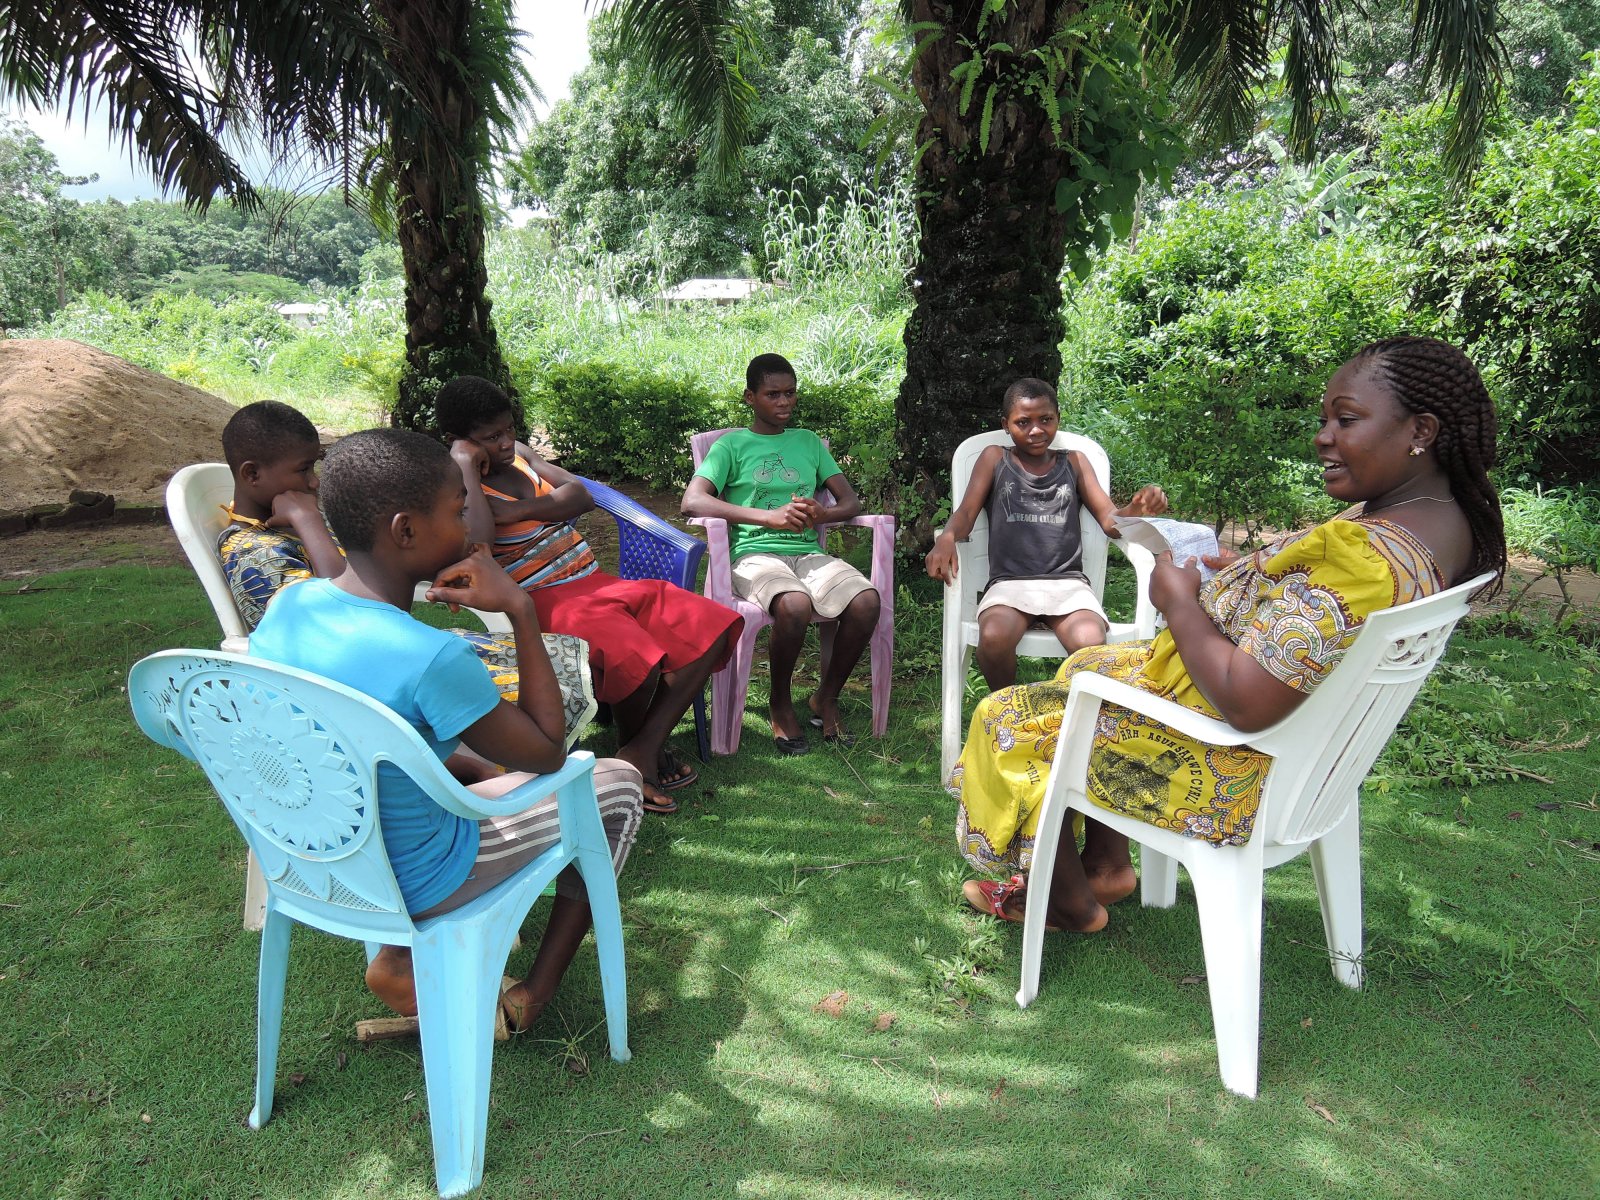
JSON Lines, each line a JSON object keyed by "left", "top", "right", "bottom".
{"left": 242, "top": 849, "right": 268, "bottom": 931}
{"left": 939, "top": 644, "right": 972, "bottom": 782}
{"left": 1015, "top": 787, "right": 1076, "bottom": 1010}
{"left": 1139, "top": 846, "right": 1179, "bottom": 909}
{"left": 1309, "top": 805, "right": 1365, "bottom": 989}
{"left": 1186, "top": 850, "right": 1265, "bottom": 1098}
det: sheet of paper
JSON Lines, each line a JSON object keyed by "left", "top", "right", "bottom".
{"left": 1111, "top": 516, "right": 1222, "bottom": 581}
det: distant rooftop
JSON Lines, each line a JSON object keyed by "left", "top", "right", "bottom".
{"left": 657, "top": 277, "right": 769, "bottom": 304}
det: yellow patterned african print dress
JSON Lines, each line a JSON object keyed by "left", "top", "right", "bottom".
{"left": 950, "top": 516, "right": 1443, "bottom": 870}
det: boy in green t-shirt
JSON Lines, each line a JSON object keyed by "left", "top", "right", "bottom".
{"left": 683, "top": 353, "right": 881, "bottom": 754}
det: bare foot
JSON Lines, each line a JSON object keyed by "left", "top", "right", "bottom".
{"left": 1049, "top": 898, "right": 1109, "bottom": 933}
{"left": 806, "top": 693, "right": 844, "bottom": 738}
{"left": 366, "top": 947, "right": 418, "bottom": 1017}
{"left": 499, "top": 978, "right": 551, "bottom": 1032}
{"left": 1085, "top": 862, "right": 1138, "bottom": 907}
{"left": 769, "top": 698, "right": 805, "bottom": 741}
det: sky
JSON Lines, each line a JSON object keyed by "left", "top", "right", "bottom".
{"left": 2, "top": 0, "right": 591, "bottom": 202}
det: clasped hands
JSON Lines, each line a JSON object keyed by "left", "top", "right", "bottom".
{"left": 765, "top": 493, "right": 826, "bottom": 532}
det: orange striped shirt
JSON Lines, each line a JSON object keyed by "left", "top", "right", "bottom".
{"left": 483, "top": 456, "right": 597, "bottom": 590}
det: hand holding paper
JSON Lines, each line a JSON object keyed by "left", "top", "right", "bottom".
{"left": 1111, "top": 516, "right": 1223, "bottom": 581}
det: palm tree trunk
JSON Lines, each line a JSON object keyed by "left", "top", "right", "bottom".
{"left": 378, "top": 0, "right": 514, "bottom": 431}
{"left": 895, "top": 1, "right": 1076, "bottom": 547}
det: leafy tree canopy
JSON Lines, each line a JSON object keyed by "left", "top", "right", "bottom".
{"left": 511, "top": 0, "right": 883, "bottom": 291}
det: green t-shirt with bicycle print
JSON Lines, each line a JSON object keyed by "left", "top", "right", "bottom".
{"left": 693, "top": 427, "right": 845, "bottom": 561}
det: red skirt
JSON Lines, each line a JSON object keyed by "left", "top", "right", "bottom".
{"left": 529, "top": 570, "right": 742, "bottom": 703}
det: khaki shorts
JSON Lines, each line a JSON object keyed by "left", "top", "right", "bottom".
{"left": 731, "top": 552, "right": 876, "bottom": 619}
{"left": 977, "top": 577, "right": 1107, "bottom": 625}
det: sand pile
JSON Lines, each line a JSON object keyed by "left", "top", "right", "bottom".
{"left": 0, "top": 338, "right": 240, "bottom": 511}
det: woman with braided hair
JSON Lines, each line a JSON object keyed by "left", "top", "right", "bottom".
{"left": 950, "top": 336, "right": 1506, "bottom": 933}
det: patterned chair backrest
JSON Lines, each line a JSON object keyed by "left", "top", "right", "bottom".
{"left": 129, "top": 650, "right": 449, "bottom": 943}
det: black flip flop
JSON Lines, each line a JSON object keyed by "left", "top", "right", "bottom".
{"left": 656, "top": 747, "right": 700, "bottom": 791}
{"left": 773, "top": 735, "right": 810, "bottom": 756}
{"left": 641, "top": 781, "right": 679, "bottom": 815}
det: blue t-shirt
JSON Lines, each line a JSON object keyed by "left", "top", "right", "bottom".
{"left": 250, "top": 578, "right": 498, "bottom": 913}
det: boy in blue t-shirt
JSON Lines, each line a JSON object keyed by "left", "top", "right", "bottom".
{"left": 682, "top": 353, "right": 881, "bottom": 754}
{"left": 250, "top": 428, "right": 642, "bottom": 1029}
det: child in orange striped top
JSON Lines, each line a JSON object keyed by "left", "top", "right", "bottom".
{"left": 438, "top": 376, "right": 743, "bottom": 815}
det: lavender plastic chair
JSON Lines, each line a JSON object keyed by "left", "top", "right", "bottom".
{"left": 577, "top": 475, "right": 710, "bottom": 762}
{"left": 687, "top": 427, "right": 895, "bottom": 755}
{"left": 128, "top": 649, "right": 630, "bottom": 1198}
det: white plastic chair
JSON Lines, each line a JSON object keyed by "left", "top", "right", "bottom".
{"left": 1016, "top": 570, "right": 1495, "bottom": 1097}
{"left": 128, "top": 650, "right": 629, "bottom": 1198}
{"left": 688, "top": 428, "right": 895, "bottom": 756}
{"left": 165, "top": 463, "right": 514, "bottom": 929}
{"left": 939, "top": 431, "right": 1158, "bottom": 780}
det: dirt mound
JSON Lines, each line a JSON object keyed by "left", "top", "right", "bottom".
{"left": 1, "top": 338, "right": 239, "bottom": 511}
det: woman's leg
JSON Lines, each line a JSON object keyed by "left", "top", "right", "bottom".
{"left": 1079, "top": 821, "right": 1137, "bottom": 905}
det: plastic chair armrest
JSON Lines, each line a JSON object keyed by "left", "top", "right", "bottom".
{"left": 580, "top": 476, "right": 703, "bottom": 558}
{"left": 1109, "top": 539, "right": 1159, "bottom": 639}
{"left": 688, "top": 516, "right": 735, "bottom": 599}
{"left": 816, "top": 513, "right": 896, "bottom": 591}
{"left": 1063, "top": 672, "right": 1257, "bottom": 748}
{"left": 426, "top": 751, "right": 599, "bottom": 821}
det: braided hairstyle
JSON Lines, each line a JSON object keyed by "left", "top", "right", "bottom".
{"left": 1353, "top": 336, "right": 1507, "bottom": 590}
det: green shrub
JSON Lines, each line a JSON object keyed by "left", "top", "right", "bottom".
{"left": 1372, "top": 67, "right": 1600, "bottom": 485}
{"left": 1500, "top": 486, "right": 1600, "bottom": 617}
{"left": 794, "top": 378, "right": 897, "bottom": 511}
{"left": 529, "top": 361, "right": 720, "bottom": 490}
{"left": 1060, "top": 183, "right": 1407, "bottom": 532}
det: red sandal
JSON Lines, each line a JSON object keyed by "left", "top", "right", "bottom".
{"left": 962, "top": 875, "right": 1062, "bottom": 932}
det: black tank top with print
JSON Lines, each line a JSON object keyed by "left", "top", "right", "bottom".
{"left": 984, "top": 449, "right": 1086, "bottom": 586}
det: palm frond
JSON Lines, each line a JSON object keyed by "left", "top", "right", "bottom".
{"left": 1279, "top": 0, "right": 1341, "bottom": 158}
{"left": 1409, "top": 0, "right": 1505, "bottom": 179}
{"left": 1147, "top": 0, "right": 1272, "bottom": 147}
{"left": 0, "top": 1, "right": 259, "bottom": 206}
{"left": 596, "top": 0, "right": 757, "bottom": 177}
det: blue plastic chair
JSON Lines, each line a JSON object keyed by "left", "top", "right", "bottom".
{"left": 577, "top": 475, "right": 710, "bottom": 762}
{"left": 128, "top": 650, "right": 630, "bottom": 1198}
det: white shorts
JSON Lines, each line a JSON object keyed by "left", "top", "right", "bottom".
{"left": 977, "top": 577, "right": 1106, "bottom": 625}
{"left": 731, "top": 552, "right": 876, "bottom": 619}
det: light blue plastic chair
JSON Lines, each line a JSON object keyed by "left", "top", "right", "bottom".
{"left": 128, "top": 650, "right": 631, "bottom": 1198}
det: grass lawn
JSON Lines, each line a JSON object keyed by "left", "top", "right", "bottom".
{"left": 2, "top": 562, "right": 1596, "bottom": 1199}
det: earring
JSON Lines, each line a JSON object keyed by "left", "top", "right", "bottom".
{"left": 1407, "top": 445, "right": 1424, "bottom": 457}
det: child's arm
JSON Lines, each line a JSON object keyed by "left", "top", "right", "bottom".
{"left": 425, "top": 547, "right": 568, "bottom": 774}
{"left": 449, "top": 439, "right": 498, "bottom": 546}
{"left": 1068, "top": 450, "right": 1168, "bottom": 537}
{"left": 681, "top": 477, "right": 814, "bottom": 531}
{"left": 815, "top": 472, "right": 863, "bottom": 523}
{"left": 485, "top": 447, "right": 595, "bottom": 529}
{"left": 266, "top": 491, "right": 344, "bottom": 577}
{"left": 924, "top": 445, "right": 1003, "bottom": 583}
